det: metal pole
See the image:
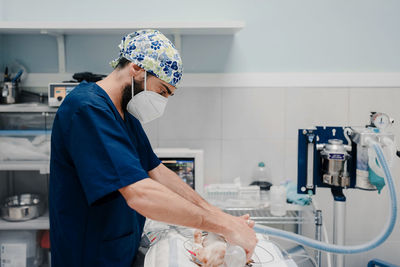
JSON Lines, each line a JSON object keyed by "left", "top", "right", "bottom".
{"left": 297, "top": 210, "right": 303, "bottom": 235}
{"left": 7, "top": 171, "right": 14, "bottom": 196}
{"left": 315, "top": 210, "right": 322, "bottom": 267}
{"left": 333, "top": 200, "right": 346, "bottom": 267}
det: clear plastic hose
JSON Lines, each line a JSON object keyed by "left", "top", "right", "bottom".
{"left": 254, "top": 141, "right": 397, "bottom": 254}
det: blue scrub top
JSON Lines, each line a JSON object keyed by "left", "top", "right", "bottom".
{"left": 49, "top": 81, "right": 161, "bottom": 267}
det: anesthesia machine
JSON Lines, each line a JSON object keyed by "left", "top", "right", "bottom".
{"left": 254, "top": 112, "right": 398, "bottom": 267}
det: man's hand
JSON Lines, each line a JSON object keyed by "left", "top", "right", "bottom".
{"left": 240, "top": 213, "right": 255, "bottom": 228}
{"left": 221, "top": 214, "right": 258, "bottom": 261}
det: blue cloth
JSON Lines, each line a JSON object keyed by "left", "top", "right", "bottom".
{"left": 369, "top": 157, "right": 386, "bottom": 194}
{"left": 285, "top": 181, "right": 311, "bottom": 206}
{"left": 49, "top": 81, "right": 161, "bottom": 267}
{"left": 369, "top": 168, "right": 386, "bottom": 194}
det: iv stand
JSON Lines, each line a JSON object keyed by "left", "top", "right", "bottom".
{"left": 314, "top": 210, "right": 322, "bottom": 267}
{"left": 332, "top": 187, "right": 346, "bottom": 267}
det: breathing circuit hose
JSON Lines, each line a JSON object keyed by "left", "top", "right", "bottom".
{"left": 254, "top": 141, "right": 397, "bottom": 254}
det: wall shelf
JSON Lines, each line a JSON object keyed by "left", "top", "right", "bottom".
{"left": 0, "top": 161, "right": 50, "bottom": 174}
{"left": 0, "top": 213, "right": 49, "bottom": 230}
{"left": 0, "top": 21, "right": 245, "bottom": 35}
{"left": 0, "top": 21, "right": 244, "bottom": 72}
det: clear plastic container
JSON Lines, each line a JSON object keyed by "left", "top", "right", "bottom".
{"left": 204, "top": 184, "right": 260, "bottom": 208}
{"left": 238, "top": 186, "right": 260, "bottom": 204}
{"left": 224, "top": 245, "right": 246, "bottom": 267}
{"left": 269, "top": 185, "right": 287, "bottom": 216}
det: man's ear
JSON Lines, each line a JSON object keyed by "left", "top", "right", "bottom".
{"left": 130, "top": 64, "right": 145, "bottom": 81}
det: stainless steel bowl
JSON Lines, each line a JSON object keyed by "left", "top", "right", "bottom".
{"left": 1, "top": 194, "right": 44, "bottom": 222}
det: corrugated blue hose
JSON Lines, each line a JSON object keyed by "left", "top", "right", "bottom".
{"left": 254, "top": 141, "right": 397, "bottom": 254}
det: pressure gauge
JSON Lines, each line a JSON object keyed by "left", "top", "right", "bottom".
{"left": 370, "top": 112, "right": 392, "bottom": 130}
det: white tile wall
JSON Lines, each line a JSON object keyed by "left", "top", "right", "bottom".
{"left": 158, "top": 87, "right": 222, "bottom": 140}
{"left": 285, "top": 87, "right": 350, "bottom": 140}
{"left": 221, "top": 139, "right": 286, "bottom": 184}
{"left": 284, "top": 139, "right": 298, "bottom": 182}
{"left": 143, "top": 86, "right": 400, "bottom": 266}
{"left": 221, "top": 87, "right": 285, "bottom": 140}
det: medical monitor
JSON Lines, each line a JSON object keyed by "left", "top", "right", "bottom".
{"left": 154, "top": 148, "right": 204, "bottom": 196}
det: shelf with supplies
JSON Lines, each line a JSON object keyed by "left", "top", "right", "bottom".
{"left": 0, "top": 105, "right": 53, "bottom": 174}
{"left": 0, "top": 212, "right": 49, "bottom": 230}
{"left": 0, "top": 103, "right": 58, "bottom": 113}
{"left": 0, "top": 99, "right": 54, "bottom": 267}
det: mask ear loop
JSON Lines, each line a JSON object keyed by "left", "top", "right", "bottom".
{"left": 144, "top": 71, "right": 147, "bottom": 92}
{"left": 131, "top": 76, "right": 135, "bottom": 98}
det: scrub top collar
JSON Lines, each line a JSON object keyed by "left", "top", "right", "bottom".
{"left": 90, "top": 81, "right": 131, "bottom": 125}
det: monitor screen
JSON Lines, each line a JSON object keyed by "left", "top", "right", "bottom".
{"left": 160, "top": 158, "right": 195, "bottom": 189}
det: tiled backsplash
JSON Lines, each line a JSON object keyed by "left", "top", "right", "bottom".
{"left": 143, "top": 86, "right": 400, "bottom": 265}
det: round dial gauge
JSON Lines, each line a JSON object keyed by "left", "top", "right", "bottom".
{"left": 371, "top": 112, "right": 391, "bottom": 129}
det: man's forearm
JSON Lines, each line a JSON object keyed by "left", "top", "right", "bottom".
{"left": 119, "top": 178, "right": 230, "bottom": 235}
{"left": 148, "top": 164, "right": 221, "bottom": 213}
{"left": 120, "top": 177, "right": 258, "bottom": 261}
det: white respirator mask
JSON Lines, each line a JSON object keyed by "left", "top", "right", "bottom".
{"left": 127, "top": 72, "right": 168, "bottom": 124}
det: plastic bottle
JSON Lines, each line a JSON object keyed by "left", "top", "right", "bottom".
{"left": 224, "top": 244, "right": 246, "bottom": 267}
{"left": 250, "top": 162, "right": 272, "bottom": 204}
{"left": 252, "top": 162, "right": 268, "bottom": 182}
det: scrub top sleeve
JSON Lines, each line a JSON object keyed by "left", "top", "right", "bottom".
{"left": 136, "top": 121, "right": 161, "bottom": 172}
{"left": 68, "top": 104, "right": 149, "bottom": 206}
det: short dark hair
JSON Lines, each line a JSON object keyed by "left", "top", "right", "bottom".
{"left": 115, "top": 57, "right": 131, "bottom": 69}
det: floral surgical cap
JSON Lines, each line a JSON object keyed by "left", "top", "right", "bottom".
{"left": 110, "top": 29, "right": 183, "bottom": 87}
